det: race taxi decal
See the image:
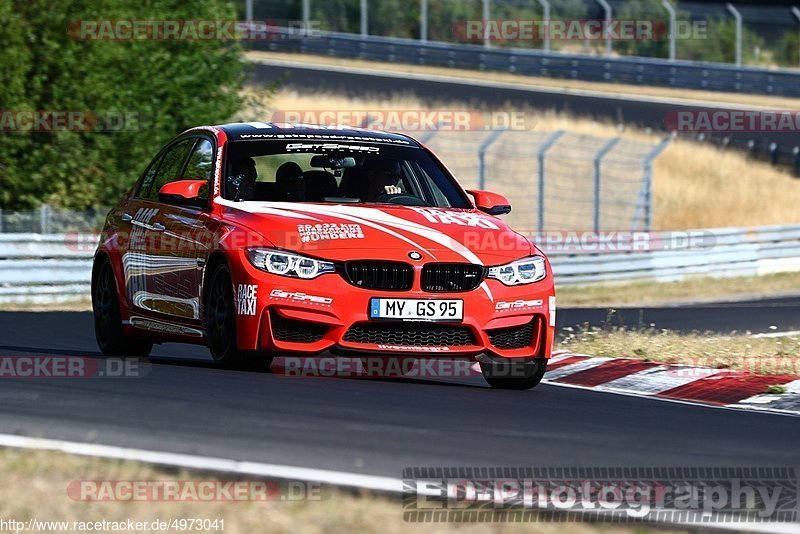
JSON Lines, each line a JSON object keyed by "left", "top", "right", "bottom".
{"left": 412, "top": 207, "right": 500, "bottom": 229}
{"left": 297, "top": 223, "right": 365, "bottom": 243}
{"left": 236, "top": 284, "right": 258, "bottom": 316}
{"left": 495, "top": 299, "right": 544, "bottom": 312}
{"left": 269, "top": 289, "right": 333, "bottom": 307}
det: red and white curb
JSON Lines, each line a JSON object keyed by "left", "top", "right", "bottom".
{"left": 542, "top": 352, "right": 800, "bottom": 416}
{"left": 274, "top": 353, "right": 800, "bottom": 415}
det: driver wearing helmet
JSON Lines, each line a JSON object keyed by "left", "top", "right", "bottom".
{"left": 364, "top": 159, "right": 402, "bottom": 200}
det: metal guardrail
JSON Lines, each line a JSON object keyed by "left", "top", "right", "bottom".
{"left": 2, "top": 226, "right": 799, "bottom": 304}
{"left": 547, "top": 225, "right": 800, "bottom": 285}
{"left": 255, "top": 28, "right": 800, "bottom": 97}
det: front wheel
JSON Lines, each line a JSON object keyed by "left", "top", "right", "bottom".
{"left": 205, "top": 263, "right": 272, "bottom": 370}
{"left": 92, "top": 257, "right": 152, "bottom": 358}
{"left": 480, "top": 357, "right": 547, "bottom": 390}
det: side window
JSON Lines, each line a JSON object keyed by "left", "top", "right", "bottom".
{"left": 142, "top": 139, "right": 194, "bottom": 201}
{"left": 137, "top": 154, "right": 164, "bottom": 198}
{"left": 183, "top": 139, "right": 214, "bottom": 181}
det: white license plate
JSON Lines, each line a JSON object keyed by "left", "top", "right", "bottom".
{"left": 369, "top": 298, "right": 463, "bottom": 321}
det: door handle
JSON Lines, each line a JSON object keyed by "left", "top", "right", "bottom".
{"left": 151, "top": 222, "right": 166, "bottom": 232}
{"left": 121, "top": 213, "right": 133, "bottom": 222}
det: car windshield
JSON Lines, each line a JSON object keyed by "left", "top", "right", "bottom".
{"left": 224, "top": 140, "right": 471, "bottom": 208}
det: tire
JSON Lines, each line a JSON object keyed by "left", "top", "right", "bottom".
{"left": 480, "top": 357, "right": 547, "bottom": 390}
{"left": 205, "top": 263, "right": 271, "bottom": 370}
{"left": 92, "top": 257, "right": 153, "bottom": 358}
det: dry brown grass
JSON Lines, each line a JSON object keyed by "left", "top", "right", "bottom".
{"left": 0, "top": 447, "right": 679, "bottom": 534}
{"left": 238, "top": 89, "right": 800, "bottom": 231}
{"left": 557, "top": 327, "right": 800, "bottom": 376}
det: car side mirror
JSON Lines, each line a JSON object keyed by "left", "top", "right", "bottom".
{"left": 158, "top": 179, "right": 207, "bottom": 207}
{"left": 467, "top": 189, "right": 511, "bottom": 216}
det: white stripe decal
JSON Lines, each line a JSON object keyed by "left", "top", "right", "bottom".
{"left": 267, "top": 203, "right": 483, "bottom": 265}
{"left": 260, "top": 203, "right": 438, "bottom": 259}
{"left": 215, "top": 199, "right": 321, "bottom": 220}
{"left": 479, "top": 282, "right": 493, "bottom": 302}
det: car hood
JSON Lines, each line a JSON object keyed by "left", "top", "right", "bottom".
{"left": 216, "top": 200, "right": 532, "bottom": 265}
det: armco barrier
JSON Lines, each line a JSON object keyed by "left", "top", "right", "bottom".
{"left": 255, "top": 28, "right": 800, "bottom": 97}
{"left": 547, "top": 225, "right": 800, "bottom": 285}
{"left": 1, "top": 225, "right": 799, "bottom": 304}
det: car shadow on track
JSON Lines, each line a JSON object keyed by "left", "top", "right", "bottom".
{"left": 0, "top": 343, "right": 490, "bottom": 388}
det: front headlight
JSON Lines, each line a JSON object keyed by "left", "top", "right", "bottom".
{"left": 247, "top": 248, "right": 336, "bottom": 279}
{"left": 487, "top": 256, "right": 547, "bottom": 285}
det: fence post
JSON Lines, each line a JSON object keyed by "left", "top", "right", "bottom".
{"left": 793, "top": 7, "right": 800, "bottom": 67}
{"left": 360, "top": 0, "right": 368, "bottom": 37}
{"left": 537, "top": 130, "right": 565, "bottom": 233}
{"left": 595, "top": 0, "right": 613, "bottom": 57}
{"left": 302, "top": 0, "right": 311, "bottom": 30}
{"left": 536, "top": 0, "right": 550, "bottom": 53}
{"left": 245, "top": 0, "right": 253, "bottom": 21}
{"left": 592, "top": 137, "right": 621, "bottom": 233}
{"left": 631, "top": 137, "right": 670, "bottom": 231}
{"left": 0, "top": 208, "right": 3, "bottom": 233}
{"left": 477, "top": 129, "right": 505, "bottom": 189}
{"left": 40, "top": 204, "right": 52, "bottom": 234}
{"left": 420, "top": 0, "right": 428, "bottom": 42}
{"left": 661, "top": 0, "right": 676, "bottom": 61}
{"left": 726, "top": 3, "right": 742, "bottom": 67}
{"left": 482, "top": 0, "right": 491, "bottom": 49}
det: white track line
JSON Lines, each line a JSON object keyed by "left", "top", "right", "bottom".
{"left": 751, "top": 330, "right": 800, "bottom": 339}
{"left": 0, "top": 433, "right": 404, "bottom": 493}
{"left": 0, "top": 433, "right": 795, "bottom": 531}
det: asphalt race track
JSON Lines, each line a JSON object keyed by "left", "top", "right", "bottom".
{"left": 559, "top": 296, "right": 800, "bottom": 334}
{"left": 0, "top": 310, "right": 798, "bottom": 478}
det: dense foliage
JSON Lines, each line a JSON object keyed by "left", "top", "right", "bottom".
{"left": 0, "top": 0, "right": 245, "bottom": 209}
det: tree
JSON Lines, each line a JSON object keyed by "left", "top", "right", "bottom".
{"left": 0, "top": 0, "right": 245, "bottom": 210}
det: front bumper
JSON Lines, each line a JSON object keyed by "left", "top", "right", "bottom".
{"left": 229, "top": 251, "right": 556, "bottom": 360}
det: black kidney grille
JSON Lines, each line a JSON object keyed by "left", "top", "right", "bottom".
{"left": 271, "top": 311, "right": 329, "bottom": 343}
{"left": 421, "top": 263, "right": 485, "bottom": 292}
{"left": 487, "top": 320, "right": 536, "bottom": 350}
{"left": 343, "top": 322, "right": 476, "bottom": 347}
{"left": 343, "top": 261, "right": 413, "bottom": 291}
